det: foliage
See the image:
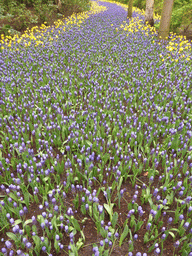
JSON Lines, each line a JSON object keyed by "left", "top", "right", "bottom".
{"left": 34, "top": 1, "right": 57, "bottom": 24}
{"left": 108, "top": 0, "right": 192, "bottom": 33}
{"left": 61, "top": 0, "right": 91, "bottom": 13}
{"left": 170, "top": 1, "right": 192, "bottom": 32}
{"left": 0, "top": 0, "right": 91, "bottom": 36}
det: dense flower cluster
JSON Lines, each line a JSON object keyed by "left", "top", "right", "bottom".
{"left": 0, "top": 0, "right": 192, "bottom": 255}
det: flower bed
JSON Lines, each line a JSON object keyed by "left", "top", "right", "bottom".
{"left": 0, "top": 0, "right": 192, "bottom": 255}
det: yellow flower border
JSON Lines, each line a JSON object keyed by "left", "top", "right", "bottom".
{"left": 0, "top": 1, "right": 107, "bottom": 50}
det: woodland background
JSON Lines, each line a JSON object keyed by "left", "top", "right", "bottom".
{"left": 0, "top": 0, "right": 191, "bottom": 39}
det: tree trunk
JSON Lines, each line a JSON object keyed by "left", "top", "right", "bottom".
{"left": 58, "top": 0, "right": 62, "bottom": 11}
{"left": 127, "top": 0, "right": 133, "bottom": 18}
{"left": 159, "top": 0, "right": 174, "bottom": 39}
{"left": 55, "top": 0, "right": 62, "bottom": 12}
{"left": 145, "top": 0, "right": 154, "bottom": 27}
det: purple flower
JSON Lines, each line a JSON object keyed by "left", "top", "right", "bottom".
{"left": 176, "top": 181, "right": 182, "bottom": 189}
{"left": 146, "top": 223, "right": 152, "bottom": 230}
{"left": 41, "top": 223, "right": 45, "bottom": 229}
{"left": 149, "top": 176, "right": 154, "bottom": 182}
{"left": 161, "top": 234, "right": 166, "bottom": 240}
{"left": 1, "top": 248, "right": 7, "bottom": 254}
{"left": 67, "top": 207, "right": 73, "bottom": 216}
{"left": 184, "top": 222, "right": 190, "bottom": 229}
{"left": 174, "top": 240, "right": 180, "bottom": 248}
{"left": 154, "top": 248, "right": 160, "bottom": 255}
{"left": 42, "top": 246, "right": 46, "bottom": 252}
{"left": 55, "top": 235, "right": 60, "bottom": 240}
{"left": 115, "top": 232, "right": 119, "bottom": 238}
{"left": 5, "top": 240, "right": 12, "bottom": 249}
{"left": 26, "top": 242, "right": 32, "bottom": 248}
{"left": 108, "top": 232, "right": 112, "bottom": 237}
{"left": 65, "top": 225, "right": 68, "bottom": 233}
{"left": 153, "top": 188, "right": 158, "bottom": 196}
{"left": 66, "top": 146, "right": 70, "bottom": 151}
{"left": 98, "top": 205, "right": 103, "bottom": 214}
{"left": 12, "top": 225, "right": 19, "bottom": 233}
{"left": 179, "top": 214, "right": 184, "bottom": 221}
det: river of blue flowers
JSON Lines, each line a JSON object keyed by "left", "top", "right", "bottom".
{"left": 0, "top": 0, "right": 192, "bottom": 255}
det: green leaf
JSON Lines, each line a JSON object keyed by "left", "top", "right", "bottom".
{"left": 144, "top": 233, "right": 149, "bottom": 244}
{"left": 37, "top": 214, "right": 44, "bottom": 224}
{"left": 117, "top": 176, "right": 123, "bottom": 192}
{"left": 169, "top": 231, "right": 175, "bottom": 239}
{"left": 25, "top": 225, "right": 31, "bottom": 237}
{"left": 148, "top": 241, "right": 157, "bottom": 253}
{"left": 14, "top": 219, "right": 22, "bottom": 226}
{"left": 73, "top": 194, "right": 79, "bottom": 209}
{"left": 93, "top": 203, "right": 99, "bottom": 220}
{"left": 80, "top": 230, "right": 85, "bottom": 241}
{"left": 158, "top": 221, "right": 163, "bottom": 229}
{"left": 112, "top": 180, "right": 117, "bottom": 191}
{"left": 130, "top": 215, "right": 135, "bottom": 228}
{"left": 43, "top": 177, "right": 49, "bottom": 182}
{"left": 10, "top": 207, "right": 18, "bottom": 216}
{"left": 21, "top": 185, "right": 30, "bottom": 208}
{"left": 112, "top": 212, "right": 118, "bottom": 228}
{"left": 179, "top": 235, "right": 187, "bottom": 243}
{"left": 85, "top": 140, "right": 92, "bottom": 147}
{"left": 6, "top": 232, "right": 18, "bottom": 241}
{"left": 24, "top": 219, "right": 33, "bottom": 227}
{"left": 33, "top": 235, "right": 41, "bottom": 254}
{"left": 71, "top": 217, "right": 81, "bottom": 232}
{"left": 103, "top": 249, "right": 110, "bottom": 256}
{"left": 89, "top": 205, "right": 92, "bottom": 217}
{"left": 9, "top": 192, "right": 18, "bottom": 202}
{"left": 54, "top": 239, "right": 60, "bottom": 253}
{"left": 100, "top": 227, "right": 107, "bottom": 238}
{"left": 119, "top": 224, "right": 129, "bottom": 247}
{"left": 81, "top": 205, "right": 86, "bottom": 215}
{"left": 134, "top": 220, "right": 144, "bottom": 232}
{"left": 104, "top": 203, "right": 114, "bottom": 221}
{"left": 76, "top": 238, "right": 83, "bottom": 250}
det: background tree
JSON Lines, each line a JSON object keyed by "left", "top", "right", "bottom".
{"left": 127, "top": 0, "right": 133, "bottom": 18}
{"left": 56, "top": 0, "right": 62, "bottom": 11}
{"left": 145, "top": 0, "right": 154, "bottom": 26}
{"left": 159, "top": 0, "right": 174, "bottom": 39}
